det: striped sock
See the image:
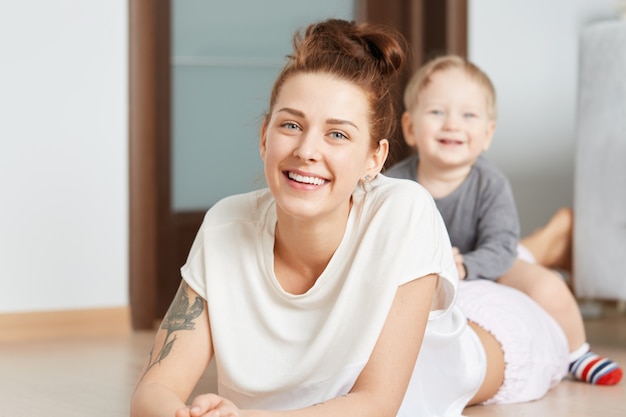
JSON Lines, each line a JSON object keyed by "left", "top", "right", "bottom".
{"left": 569, "top": 348, "right": 623, "bottom": 385}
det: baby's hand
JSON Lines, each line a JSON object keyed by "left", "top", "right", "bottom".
{"left": 451, "top": 247, "right": 467, "bottom": 280}
{"left": 175, "top": 393, "right": 241, "bottom": 417}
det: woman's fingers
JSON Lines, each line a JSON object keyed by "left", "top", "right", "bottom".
{"left": 185, "top": 394, "right": 240, "bottom": 417}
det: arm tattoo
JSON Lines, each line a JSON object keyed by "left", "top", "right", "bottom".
{"left": 143, "top": 283, "right": 204, "bottom": 376}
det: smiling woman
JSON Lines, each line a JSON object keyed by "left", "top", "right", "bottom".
{"left": 260, "top": 72, "right": 387, "bottom": 295}
{"left": 131, "top": 19, "right": 448, "bottom": 417}
{"left": 130, "top": 18, "right": 569, "bottom": 417}
{"left": 260, "top": 73, "right": 383, "bottom": 231}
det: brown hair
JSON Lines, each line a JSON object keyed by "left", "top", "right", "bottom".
{"left": 265, "top": 19, "right": 407, "bottom": 148}
{"left": 403, "top": 55, "right": 497, "bottom": 120}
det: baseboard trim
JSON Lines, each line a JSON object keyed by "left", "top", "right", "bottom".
{"left": 0, "top": 306, "right": 132, "bottom": 343}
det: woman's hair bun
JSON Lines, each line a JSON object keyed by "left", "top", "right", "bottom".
{"left": 293, "top": 18, "right": 406, "bottom": 80}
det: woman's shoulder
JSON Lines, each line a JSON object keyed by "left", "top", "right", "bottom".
{"left": 201, "top": 188, "right": 274, "bottom": 228}
{"left": 372, "top": 174, "right": 434, "bottom": 204}
{"left": 361, "top": 174, "right": 439, "bottom": 222}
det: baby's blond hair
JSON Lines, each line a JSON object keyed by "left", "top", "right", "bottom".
{"left": 403, "top": 55, "right": 497, "bottom": 120}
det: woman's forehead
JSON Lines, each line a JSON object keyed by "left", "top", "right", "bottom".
{"left": 274, "top": 73, "right": 370, "bottom": 122}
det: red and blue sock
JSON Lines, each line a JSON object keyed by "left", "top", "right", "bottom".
{"left": 569, "top": 343, "right": 623, "bottom": 385}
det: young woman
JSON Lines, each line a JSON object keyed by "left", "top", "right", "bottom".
{"left": 131, "top": 19, "right": 569, "bottom": 417}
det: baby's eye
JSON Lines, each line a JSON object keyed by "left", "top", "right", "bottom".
{"left": 430, "top": 109, "right": 443, "bottom": 116}
{"left": 463, "top": 112, "right": 477, "bottom": 118}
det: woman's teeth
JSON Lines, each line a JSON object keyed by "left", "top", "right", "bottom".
{"left": 288, "top": 172, "right": 325, "bottom": 185}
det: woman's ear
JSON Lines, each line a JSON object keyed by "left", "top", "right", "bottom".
{"left": 367, "top": 139, "right": 389, "bottom": 178}
{"left": 260, "top": 118, "right": 268, "bottom": 160}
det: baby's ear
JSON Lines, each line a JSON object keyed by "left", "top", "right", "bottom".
{"left": 401, "top": 111, "right": 418, "bottom": 148}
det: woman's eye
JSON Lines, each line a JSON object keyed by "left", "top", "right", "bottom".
{"left": 329, "top": 131, "right": 347, "bottom": 140}
{"left": 281, "top": 122, "right": 300, "bottom": 131}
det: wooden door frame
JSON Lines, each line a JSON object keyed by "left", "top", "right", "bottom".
{"left": 128, "top": 0, "right": 467, "bottom": 329}
{"left": 359, "top": 0, "right": 467, "bottom": 166}
{"left": 129, "top": 0, "right": 172, "bottom": 329}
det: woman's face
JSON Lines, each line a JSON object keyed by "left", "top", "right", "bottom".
{"left": 261, "top": 72, "right": 385, "bottom": 224}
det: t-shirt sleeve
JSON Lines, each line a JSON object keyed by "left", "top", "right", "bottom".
{"left": 179, "top": 194, "right": 253, "bottom": 300}
{"left": 380, "top": 179, "right": 459, "bottom": 316}
{"left": 411, "top": 203, "right": 458, "bottom": 319}
{"left": 180, "top": 210, "right": 212, "bottom": 300}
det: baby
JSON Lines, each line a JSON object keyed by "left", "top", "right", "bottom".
{"left": 385, "top": 55, "right": 622, "bottom": 386}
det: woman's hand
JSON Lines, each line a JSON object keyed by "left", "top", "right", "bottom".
{"left": 452, "top": 247, "right": 467, "bottom": 280}
{"left": 175, "top": 394, "right": 241, "bottom": 417}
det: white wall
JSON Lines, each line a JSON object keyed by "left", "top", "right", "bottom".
{"left": 0, "top": 1, "right": 619, "bottom": 313}
{"left": 0, "top": 1, "right": 128, "bottom": 313}
{"left": 468, "top": 0, "right": 619, "bottom": 235}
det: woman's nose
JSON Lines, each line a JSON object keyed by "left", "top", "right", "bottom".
{"left": 293, "top": 131, "right": 321, "bottom": 161}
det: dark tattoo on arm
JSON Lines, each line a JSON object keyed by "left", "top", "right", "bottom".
{"left": 142, "top": 282, "right": 204, "bottom": 377}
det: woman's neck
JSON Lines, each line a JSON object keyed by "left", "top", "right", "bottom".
{"left": 273, "top": 206, "right": 349, "bottom": 294}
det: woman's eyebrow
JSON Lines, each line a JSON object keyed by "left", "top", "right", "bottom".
{"left": 276, "top": 108, "right": 359, "bottom": 130}
{"left": 326, "top": 118, "right": 359, "bottom": 130}
{"left": 276, "top": 107, "right": 304, "bottom": 118}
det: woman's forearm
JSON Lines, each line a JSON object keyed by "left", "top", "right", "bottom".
{"left": 131, "top": 382, "right": 188, "bottom": 417}
{"left": 242, "top": 390, "right": 399, "bottom": 417}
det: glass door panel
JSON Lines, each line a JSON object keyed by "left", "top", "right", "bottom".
{"left": 172, "top": 0, "right": 355, "bottom": 210}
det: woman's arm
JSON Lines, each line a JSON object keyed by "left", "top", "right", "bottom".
{"left": 343, "top": 273, "right": 438, "bottom": 416}
{"left": 131, "top": 281, "right": 213, "bottom": 417}
{"left": 182, "top": 274, "right": 439, "bottom": 417}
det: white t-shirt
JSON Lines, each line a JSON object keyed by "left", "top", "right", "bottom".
{"left": 182, "top": 175, "right": 478, "bottom": 414}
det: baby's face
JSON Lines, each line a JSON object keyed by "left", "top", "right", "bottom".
{"left": 402, "top": 68, "right": 495, "bottom": 172}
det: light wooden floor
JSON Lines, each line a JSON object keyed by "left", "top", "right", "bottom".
{"left": 0, "top": 307, "right": 624, "bottom": 417}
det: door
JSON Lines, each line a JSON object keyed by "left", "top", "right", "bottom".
{"left": 129, "top": 0, "right": 467, "bottom": 329}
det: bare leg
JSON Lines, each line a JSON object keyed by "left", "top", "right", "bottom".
{"left": 467, "top": 321, "right": 505, "bottom": 405}
{"left": 494, "top": 258, "right": 622, "bottom": 386}
{"left": 520, "top": 207, "right": 573, "bottom": 271}
{"left": 498, "top": 259, "right": 586, "bottom": 352}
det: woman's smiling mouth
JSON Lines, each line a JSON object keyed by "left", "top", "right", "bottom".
{"left": 287, "top": 171, "right": 328, "bottom": 186}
